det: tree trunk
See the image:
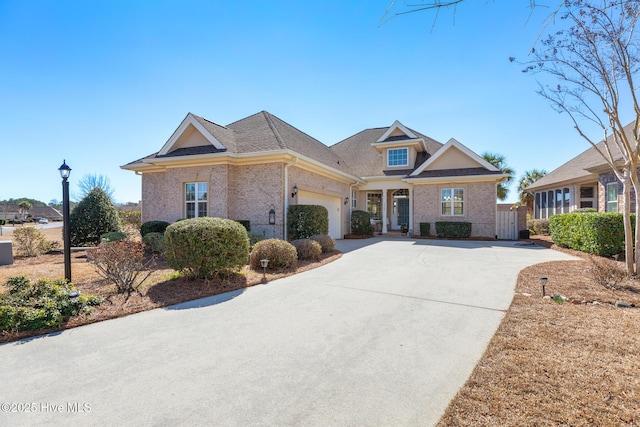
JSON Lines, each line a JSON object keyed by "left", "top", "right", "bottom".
{"left": 622, "top": 174, "right": 634, "bottom": 274}
{"left": 631, "top": 167, "right": 640, "bottom": 276}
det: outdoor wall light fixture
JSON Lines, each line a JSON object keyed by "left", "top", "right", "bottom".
{"left": 260, "top": 259, "right": 269, "bottom": 283}
{"left": 268, "top": 205, "right": 276, "bottom": 225}
{"left": 291, "top": 185, "right": 298, "bottom": 198}
{"left": 344, "top": 196, "right": 349, "bottom": 205}
{"left": 58, "top": 160, "right": 72, "bottom": 283}
{"left": 539, "top": 276, "right": 548, "bottom": 297}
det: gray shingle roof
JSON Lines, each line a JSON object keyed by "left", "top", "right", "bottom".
{"left": 526, "top": 123, "right": 634, "bottom": 191}
{"left": 408, "top": 167, "right": 504, "bottom": 179}
{"left": 330, "top": 127, "right": 442, "bottom": 177}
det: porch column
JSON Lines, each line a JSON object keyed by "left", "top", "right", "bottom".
{"left": 382, "top": 189, "right": 388, "bottom": 233}
{"left": 408, "top": 186, "right": 414, "bottom": 235}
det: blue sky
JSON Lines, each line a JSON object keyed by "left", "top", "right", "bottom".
{"left": 0, "top": 0, "right": 596, "bottom": 205}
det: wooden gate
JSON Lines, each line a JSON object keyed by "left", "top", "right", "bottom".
{"left": 496, "top": 210, "right": 518, "bottom": 240}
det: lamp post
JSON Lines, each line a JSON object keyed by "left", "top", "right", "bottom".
{"left": 260, "top": 259, "right": 269, "bottom": 284}
{"left": 58, "top": 160, "right": 72, "bottom": 283}
{"left": 539, "top": 276, "right": 548, "bottom": 297}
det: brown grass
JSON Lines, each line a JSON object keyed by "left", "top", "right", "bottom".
{"left": 438, "top": 237, "right": 640, "bottom": 426}
{"left": 0, "top": 226, "right": 341, "bottom": 344}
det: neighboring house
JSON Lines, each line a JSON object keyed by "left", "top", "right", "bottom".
{"left": 526, "top": 123, "right": 634, "bottom": 219}
{"left": 0, "top": 204, "right": 62, "bottom": 221}
{"left": 122, "top": 111, "right": 508, "bottom": 239}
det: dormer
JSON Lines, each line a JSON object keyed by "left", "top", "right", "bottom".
{"left": 157, "top": 113, "right": 227, "bottom": 156}
{"left": 371, "top": 120, "right": 428, "bottom": 170}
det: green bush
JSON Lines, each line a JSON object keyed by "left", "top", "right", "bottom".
{"left": 164, "top": 217, "right": 250, "bottom": 279}
{"left": 118, "top": 210, "right": 142, "bottom": 228}
{"left": 419, "top": 222, "right": 431, "bottom": 236}
{"left": 234, "top": 220, "right": 251, "bottom": 232}
{"left": 142, "top": 232, "right": 165, "bottom": 254}
{"left": 549, "top": 212, "right": 634, "bottom": 256}
{"left": 290, "top": 239, "right": 322, "bottom": 261}
{"left": 0, "top": 219, "right": 5, "bottom": 226}
{"left": 140, "top": 220, "right": 171, "bottom": 237}
{"left": 249, "top": 239, "right": 297, "bottom": 270}
{"left": 435, "top": 221, "right": 472, "bottom": 238}
{"left": 287, "top": 205, "right": 328, "bottom": 240}
{"left": 248, "top": 232, "right": 266, "bottom": 248}
{"left": 100, "top": 231, "right": 127, "bottom": 242}
{"left": 70, "top": 188, "right": 122, "bottom": 246}
{"left": 309, "top": 234, "right": 335, "bottom": 252}
{"left": 528, "top": 219, "right": 550, "bottom": 235}
{"left": 351, "top": 210, "right": 374, "bottom": 236}
{"left": 0, "top": 276, "right": 103, "bottom": 332}
{"left": 12, "top": 227, "right": 51, "bottom": 257}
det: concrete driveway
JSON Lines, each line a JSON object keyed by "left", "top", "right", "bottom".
{"left": 0, "top": 238, "right": 576, "bottom": 426}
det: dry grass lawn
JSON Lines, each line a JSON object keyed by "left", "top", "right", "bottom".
{"left": 438, "top": 238, "right": 640, "bottom": 426}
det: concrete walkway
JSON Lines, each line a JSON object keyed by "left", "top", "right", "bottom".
{"left": 0, "top": 238, "right": 576, "bottom": 426}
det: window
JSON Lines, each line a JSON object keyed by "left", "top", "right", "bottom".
{"left": 366, "top": 193, "right": 382, "bottom": 220}
{"left": 387, "top": 148, "right": 408, "bottom": 167}
{"left": 535, "top": 193, "right": 541, "bottom": 219}
{"left": 606, "top": 182, "right": 618, "bottom": 212}
{"left": 186, "top": 182, "right": 207, "bottom": 218}
{"left": 563, "top": 188, "right": 570, "bottom": 212}
{"left": 441, "top": 188, "right": 464, "bottom": 216}
{"left": 352, "top": 190, "right": 357, "bottom": 209}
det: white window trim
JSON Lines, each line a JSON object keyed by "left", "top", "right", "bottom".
{"left": 366, "top": 192, "right": 382, "bottom": 221}
{"left": 606, "top": 182, "right": 618, "bottom": 212}
{"left": 186, "top": 182, "right": 208, "bottom": 218}
{"left": 387, "top": 147, "right": 409, "bottom": 167}
{"left": 441, "top": 188, "right": 464, "bottom": 216}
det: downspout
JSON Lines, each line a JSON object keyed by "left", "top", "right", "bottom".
{"left": 284, "top": 157, "right": 299, "bottom": 240}
{"left": 348, "top": 183, "right": 357, "bottom": 235}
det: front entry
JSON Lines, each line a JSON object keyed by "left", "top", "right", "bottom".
{"left": 397, "top": 198, "right": 409, "bottom": 228}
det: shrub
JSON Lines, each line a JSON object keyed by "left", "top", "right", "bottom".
{"left": 549, "top": 212, "right": 633, "bottom": 256}
{"left": 70, "top": 188, "right": 122, "bottom": 246}
{"left": 12, "top": 227, "right": 51, "bottom": 257}
{"left": 309, "top": 234, "right": 335, "bottom": 253}
{"left": 164, "top": 217, "right": 250, "bottom": 279}
{"left": 0, "top": 276, "right": 103, "bottom": 332}
{"left": 100, "top": 231, "right": 127, "bottom": 242}
{"left": 435, "top": 221, "right": 472, "bottom": 238}
{"left": 140, "top": 220, "right": 171, "bottom": 237}
{"left": 0, "top": 219, "right": 5, "bottom": 226}
{"left": 528, "top": 219, "right": 550, "bottom": 235}
{"left": 118, "top": 210, "right": 142, "bottom": 228}
{"left": 290, "top": 239, "right": 322, "bottom": 261}
{"left": 249, "top": 239, "right": 298, "bottom": 270}
{"left": 234, "top": 220, "right": 251, "bottom": 232}
{"left": 142, "top": 232, "right": 165, "bottom": 254}
{"left": 89, "top": 241, "right": 154, "bottom": 300}
{"left": 351, "top": 210, "right": 374, "bottom": 236}
{"left": 248, "top": 232, "right": 266, "bottom": 248}
{"left": 419, "top": 222, "right": 431, "bottom": 236}
{"left": 287, "top": 205, "right": 328, "bottom": 240}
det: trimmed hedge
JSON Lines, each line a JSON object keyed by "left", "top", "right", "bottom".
{"left": 142, "top": 232, "right": 165, "bottom": 254}
{"left": 287, "top": 205, "right": 328, "bottom": 240}
{"left": 435, "top": 221, "right": 472, "bottom": 238}
{"left": 309, "top": 234, "right": 335, "bottom": 252}
{"left": 527, "top": 219, "right": 550, "bottom": 236}
{"left": 101, "top": 231, "right": 127, "bottom": 242}
{"left": 419, "top": 222, "right": 431, "bottom": 236}
{"left": 234, "top": 220, "right": 251, "bottom": 232}
{"left": 164, "top": 217, "right": 250, "bottom": 278}
{"left": 290, "top": 239, "right": 322, "bottom": 261}
{"left": 140, "top": 220, "right": 171, "bottom": 237}
{"left": 549, "top": 212, "right": 634, "bottom": 256}
{"left": 249, "top": 239, "right": 297, "bottom": 270}
{"left": 351, "top": 210, "right": 374, "bottom": 236}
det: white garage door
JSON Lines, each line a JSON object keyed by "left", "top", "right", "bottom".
{"left": 297, "top": 191, "right": 342, "bottom": 239}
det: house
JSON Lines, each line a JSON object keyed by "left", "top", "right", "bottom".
{"left": 122, "top": 111, "right": 508, "bottom": 239}
{"left": 0, "top": 204, "right": 62, "bottom": 221}
{"left": 526, "top": 123, "right": 634, "bottom": 219}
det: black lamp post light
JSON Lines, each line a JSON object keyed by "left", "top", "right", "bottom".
{"left": 58, "top": 160, "right": 72, "bottom": 283}
{"left": 539, "top": 276, "right": 548, "bottom": 297}
{"left": 260, "top": 259, "right": 269, "bottom": 284}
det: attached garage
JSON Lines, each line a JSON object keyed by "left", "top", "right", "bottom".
{"left": 297, "top": 191, "right": 342, "bottom": 239}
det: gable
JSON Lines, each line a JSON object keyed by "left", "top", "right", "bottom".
{"left": 376, "top": 120, "right": 418, "bottom": 143}
{"left": 424, "top": 146, "right": 484, "bottom": 170}
{"left": 157, "top": 113, "right": 226, "bottom": 156}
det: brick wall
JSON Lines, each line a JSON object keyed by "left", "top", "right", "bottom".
{"left": 597, "top": 171, "right": 636, "bottom": 213}
{"left": 413, "top": 181, "right": 497, "bottom": 238}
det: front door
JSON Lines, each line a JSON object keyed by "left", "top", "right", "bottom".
{"left": 397, "top": 198, "right": 409, "bottom": 228}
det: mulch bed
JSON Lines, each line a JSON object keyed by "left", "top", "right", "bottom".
{"left": 437, "top": 236, "right": 640, "bottom": 426}
{"left": 0, "top": 251, "right": 342, "bottom": 344}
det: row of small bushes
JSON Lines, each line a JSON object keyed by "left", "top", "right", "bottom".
{"left": 528, "top": 219, "right": 550, "bottom": 236}
{"left": 550, "top": 212, "right": 634, "bottom": 256}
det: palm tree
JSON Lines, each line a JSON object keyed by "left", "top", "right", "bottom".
{"left": 517, "top": 169, "right": 547, "bottom": 214}
{"left": 482, "top": 152, "right": 515, "bottom": 201}
{"left": 17, "top": 200, "right": 32, "bottom": 221}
